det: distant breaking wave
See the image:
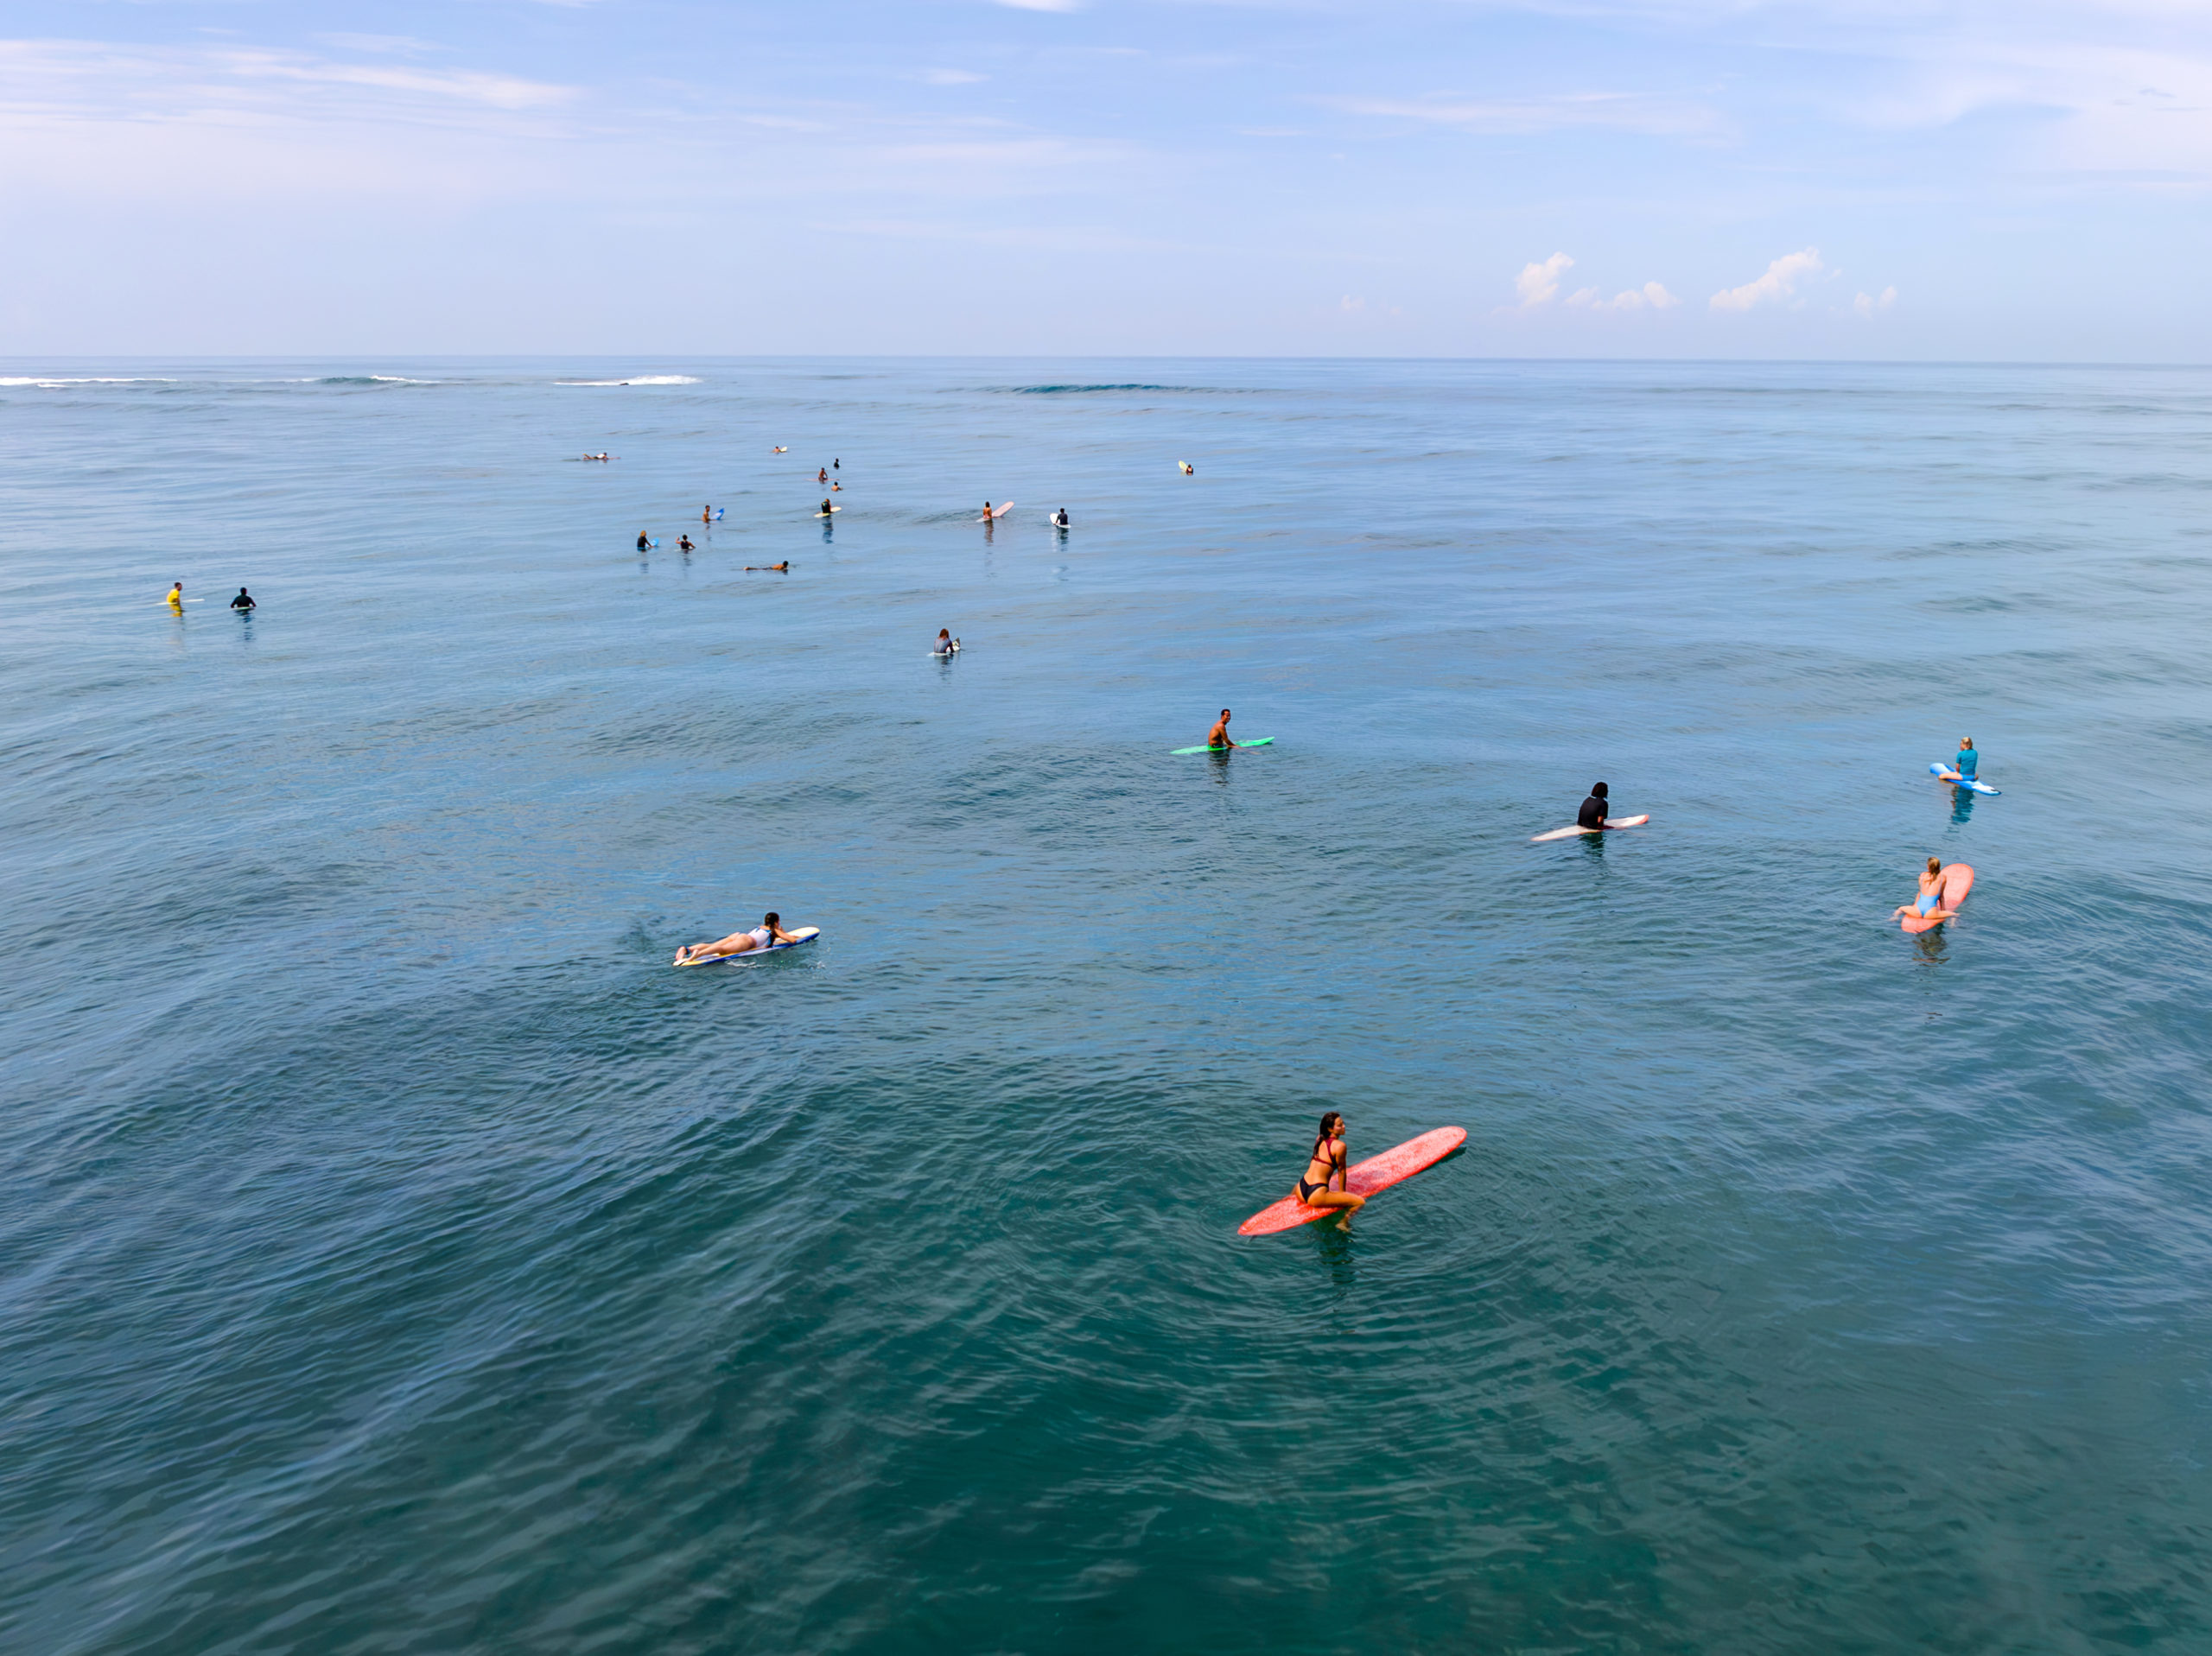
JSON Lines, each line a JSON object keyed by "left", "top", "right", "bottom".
{"left": 557, "top": 376, "right": 701, "bottom": 387}
{"left": 1010, "top": 383, "right": 1191, "bottom": 395}
{"left": 0, "top": 377, "right": 177, "bottom": 388}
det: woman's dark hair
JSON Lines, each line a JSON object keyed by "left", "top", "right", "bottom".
{"left": 764, "top": 911, "right": 780, "bottom": 925}
{"left": 1592, "top": 781, "right": 1608, "bottom": 797}
{"left": 1313, "top": 1111, "right": 1344, "bottom": 1158}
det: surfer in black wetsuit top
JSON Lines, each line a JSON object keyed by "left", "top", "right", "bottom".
{"left": 636, "top": 530, "right": 651, "bottom": 551}
{"left": 1577, "top": 782, "right": 1610, "bottom": 830}
{"left": 230, "top": 587, "right": 255, "bottom": 612}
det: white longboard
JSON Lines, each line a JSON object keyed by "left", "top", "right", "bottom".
{"left": 1531, "top": 814, "right": 1649, "bottom": 843}
{"left": 676, "top": 926, "right": 820, "bottom": 966}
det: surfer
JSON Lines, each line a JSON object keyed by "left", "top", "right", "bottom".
{"left": 674, "top": 912, "right": 802, "bottom": 965}
{"left": 636, "top": 531, "right": 651, "bottom": 552}
{"left": 820, "top": 498, "right": 835, "bottom": 516}
{"left": 1205, "top": 708, "right": 1241, "bottom": 750}
{"left": 1179, "top": 461, "right": 1194, "bottom": 476}
{"left": 818, "top": 466, "right": 828, "bottom": 484}
{"left": 933, "top": 629, "right": 960, "bottom": 656}
{"left": 982, "top": 501, "right": 995, "bottom": 520}
{"left": 1052, "top": 508, "right": 1069, "bottom": 528}
{"left": 773, "top": 446, "right": 787, "bottom": 454}
{"left": 702, "top": 504, "right": 712, "bottom": 524}
{"left": 1952, "top": 737, "right": 1978, "bottom": 782}
{"left": 677, "top": 534, "right": 695, "bottom": 552}
{"left": 1294, "top": 1112, "right": 1365, "bottom": 1221}
{"left": 1892, "top": 857, "right": 1958, "bottom": 923}
{"left": 743, "top": 562, "right": 790, "bottom": 572}
{"left": 166, "top": 582, "right": 184, "bottom": 610}
{"left": 230, "top": 587, "right": 255, "bottom": 612}
{"left": 1577, "top": 782, "right": 1610, "bottom": 830}
{"left": 833, "top": 458, "right": 839, "bottom": 470}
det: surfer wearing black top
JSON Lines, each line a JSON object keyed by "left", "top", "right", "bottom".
{"left": 1577, "top": 782, "right": 1610, "bottom": 830}
{"left": 1294, "top": 1112, "right": 1364, "bottom": 1222}
{"left": 230, "top": 587, "right": 255, "bottom": 612}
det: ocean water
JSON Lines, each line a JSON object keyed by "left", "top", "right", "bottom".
{"left": 3, "top": 358, "right": 2211, "bottom": 1655}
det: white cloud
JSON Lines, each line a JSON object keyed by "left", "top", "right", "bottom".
{"left": 1514, "top": 251, "right": 1574, "bottom": 307}
{"left": 922, "top": 68, "right": 989, "bottom": 85}
{"left": 1340, "top": 295, "right": 1365, "bottom": 311}
{"left": 1711, "top": 248, "right": 1826, "bottom": 311}
{"left": 1567, "top": 280, "right": 1681, "bottom": 310}
{"left": 994, "top": 0, "right": 1084, "bottom": 10}
{"left": 1853, "top": 284, "right": 1898, "bottom": 316}
{"left": 1327, "top": 92, "right": 1722, "bottom": 138}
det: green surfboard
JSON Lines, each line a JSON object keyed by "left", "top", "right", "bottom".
{"left": 1170, "top": 737, "right": 1273, "bottom": 754}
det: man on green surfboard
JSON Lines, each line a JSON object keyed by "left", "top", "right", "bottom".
{"left": 1205, "top": 708, "right": 1242, "bottom": 750}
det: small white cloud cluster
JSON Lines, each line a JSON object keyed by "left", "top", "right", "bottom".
{"left": 1855, "top": 285, "right": 1898, "bottom": 317}
{"left": 1709, "top": 248, "right": 1824, "bottom": 311}
{"left": 1511, "top": 253, "right": 1677, "bottom": 314}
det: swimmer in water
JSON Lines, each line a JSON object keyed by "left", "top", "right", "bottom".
{"left": 1577, "top": 782, "right": 1610, "bottom": 830}
{"left": 1293, "top": 1111, "right": 1364, "bottom": 1223}
{"left": 834, "top": 458, "right": 840, "bottom": 471}
{"left": 677, "top": 534, "right": 694, "bottom": 552}
{"left": 1891, "top": 857, "right": 1960, "bottom": 923}
{"left": 933, "top": 629, "right": 960, "bottom": 656}
{"left": 1205, "top": 708, "right": 1240, "bottom": 750}
{"left": 674, "top": 912, "right": 802, "bottom": 965}
{"left": 831, "top": 481, "right": 841, "bottom": 491}
{"left": 743, "top": 562, "right": 790, "bottom": 572}
{"left": 165, "top": 582, "right": 184, "bottom": 609}
{"left": 230, "top": 587, "right": 255, "bottom": 612}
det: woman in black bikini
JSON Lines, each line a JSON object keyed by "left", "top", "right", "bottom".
{"left": 1295, "top": 1111, "right": 1365, "bottom": 1222}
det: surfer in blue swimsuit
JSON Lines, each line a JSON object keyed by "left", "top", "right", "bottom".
{"left": 1954, "top": 738, "right": 1977, "bottom": 781}
{"left": 1892, "top": 858, "right": 1959, "bottom": 923}
{"left": 1294, "top": 1112, "right": 1364, "bottom": 1221}
{"left": 674, "top": 912, "right": 802, "bottom": 965}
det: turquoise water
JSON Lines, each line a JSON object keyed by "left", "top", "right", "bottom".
{"left": 4, "top": 359, "right": 2211, "bottom": 1653}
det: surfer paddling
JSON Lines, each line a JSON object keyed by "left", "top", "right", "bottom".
{"left": 743, "top": 562, "right": 790, "bottom": 572}
{"left": 1893, "top": 857, "right": 1960, "bottom": 924}
{"left": 1294, "top": 1112, "right": 1365, "bottom": 1223}
{"left": 674, "top": 912, "right": 803, "bottom": 965}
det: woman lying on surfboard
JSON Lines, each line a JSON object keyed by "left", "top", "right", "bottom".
{"left": 1891, "top": 858, "right": 1960, "bottom": 924}
{"left": 1294, "top": 1112, "right": 1365, "bottom": 1224}
{"left": 674, "top": 912, "right": 802, "bottom": 965}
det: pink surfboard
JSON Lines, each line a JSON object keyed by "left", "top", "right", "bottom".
{"left": 1237, "top": 1126, "right": 1466, "bottom": 1235}
{"left": 1899, "top": 862, "right": 1974, "bottom": 934}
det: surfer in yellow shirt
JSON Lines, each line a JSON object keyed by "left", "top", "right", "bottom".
{"left": 165, "top": 581, "right": 184, "bottom": 610}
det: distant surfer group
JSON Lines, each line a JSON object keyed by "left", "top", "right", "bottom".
{"left": 163, "top": 581, "right": 256, "bottom": 613}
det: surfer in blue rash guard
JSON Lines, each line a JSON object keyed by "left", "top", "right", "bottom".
{"left": 1294, "top": 1112, "right": 1365, "bottom": 1222}
{"left": 1953, "top": 737, "right": 1978, "bottom": 781}
{"left": 1576, "top": 782, "right": 1610, "bottom": 830}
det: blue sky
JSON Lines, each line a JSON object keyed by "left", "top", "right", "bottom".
{"left": 3, "top": 1, "right": 2206, "bottom": 358}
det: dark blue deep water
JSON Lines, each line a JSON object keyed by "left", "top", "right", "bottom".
{"left": 4, "top": 359, "right": 2211, "bottom": 1653}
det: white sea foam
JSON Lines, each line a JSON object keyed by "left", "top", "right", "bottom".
{"left": 556, "top": 375, "right": 701, "bottom": 386}
{"left": 0, "top": 377, "right": 177, "bottom": 387}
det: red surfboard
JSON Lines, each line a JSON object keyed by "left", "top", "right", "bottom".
{"left": 1237, "top": 1126, "right": 1466, "bottom": 1235}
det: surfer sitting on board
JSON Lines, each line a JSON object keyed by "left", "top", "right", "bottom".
{"left": 1951, "top": 737, "right": 1977, "bottom": 782}
{"left": 1205, "top": 709, "right": 1242, "bottom": 750}
{"left": 1892, "top": 858, "right": 1959, "bottom": 923}
{"left": 933, "top": 629, "right": 960, "bottom": 656}
{"left": 821, "top": 498, "right": 835, "bottom": 516}
{"left": 1577, "top": 782, "right": 1611, "bottom": 830}
{"left": 1295, "top": 1112, "right": 1365, "bottom": 1222}
{"left": 674, "top": 912, "right": 802, "bottom": 965}
{"left": 818, "top": 467, "right": 828, "bottom": 484}
{"left": 636, "top": 531, "right": 651, "bottom": 551}
{"left": 230, "top": 587, "right": 255, "bottom": 612}
{"left": 1052, "top": 508, "right": 1069, "bottom": 528}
